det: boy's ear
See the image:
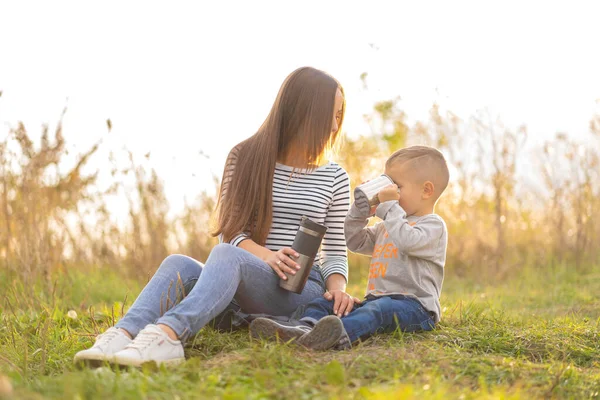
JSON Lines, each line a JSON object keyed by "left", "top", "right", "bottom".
{"left": 422, "top": 181, "right": 435, "bottom": 199}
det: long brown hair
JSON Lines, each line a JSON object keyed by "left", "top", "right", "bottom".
{"left": 213, "top": 67, "right": 346, "bottom": 245}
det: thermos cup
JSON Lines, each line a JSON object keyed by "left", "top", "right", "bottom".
{"left": 279, "top": 216, "right": 328, "bottom": 294}
{"left": 353, "top": 174, "right": 394, "bottom": 215}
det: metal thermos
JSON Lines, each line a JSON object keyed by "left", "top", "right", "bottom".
{"left": 279, "top": 216, "right": 328, "bottom": 294}
{"left": 353, "top": 174, "right": 394, "bottom": 215}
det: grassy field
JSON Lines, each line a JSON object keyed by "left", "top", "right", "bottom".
{"left": 1, "top": 263, "right": 599, "bottom": 399}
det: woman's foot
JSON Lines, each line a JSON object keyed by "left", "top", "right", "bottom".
{"left": 249, "top": 318, "right": 311, "bottom": 342}
{"left": 73, "top": 327, "right": 132, "bottom": 367}
{"left": 112, "top": 324, "right": 185, "bottom": 367}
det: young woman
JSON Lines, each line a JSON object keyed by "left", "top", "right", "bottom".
{"left": 74, "top": 66, "right": 355, "bottom": 366}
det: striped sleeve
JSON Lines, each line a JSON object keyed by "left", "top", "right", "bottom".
{"left": 218, "top": 232, "right": 250, "bottom": 246}
{"left": 229, "top": 233, "right": 250, "bottom": 246}
{"left": 319, "top": 166, "right": 351, "bottom": 282}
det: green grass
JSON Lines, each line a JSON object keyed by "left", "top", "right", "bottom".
{"left": 1, "top": 264, "right": 599, "bottom": 399}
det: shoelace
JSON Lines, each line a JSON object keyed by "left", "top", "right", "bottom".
{"left": 94, "top": 328, "right": 121, "bottom": 350}
{"left": 126, "top": 329, "right": 162, "bottom": 351}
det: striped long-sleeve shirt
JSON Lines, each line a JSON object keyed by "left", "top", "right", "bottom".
{"left": 219, "top": 149, "right": 351, "bottom": 282}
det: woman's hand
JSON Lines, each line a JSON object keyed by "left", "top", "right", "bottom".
{"left": 264, "top": 248, "right": 301, "bottom": 280}
{"left": 324, "top": 289, "right": 362, "bottom": 317}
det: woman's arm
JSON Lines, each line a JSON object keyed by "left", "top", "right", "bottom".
{"left": 320, "top": 166, "right": 351, "bottom": 283}
{"left": 319, "top": 166, "right": 362, "bottom": 316}
{"left": 325, "top": 273, "right": 347, "bottom": 292}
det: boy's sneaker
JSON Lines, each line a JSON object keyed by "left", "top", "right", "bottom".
{"left": 73, "top": 327, "right": 132, "bottom": 367}
{"left": 297, "top": 315, "right": 348, "bottom": 351}
{"left": 250, "top": 318, "right": 311, "bottom": 342}
{"left": 332, "top": 331, "right": 352, "bottom": 350}
{"left": 112, "top": 324, "right": 185, "bottom": 367}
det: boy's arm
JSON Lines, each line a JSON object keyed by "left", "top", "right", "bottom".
{"left": 344, "top": 203, "right": 379, "bottom": 256}
{"left": 375, "top": 201, "right": 445, "bottom": 260}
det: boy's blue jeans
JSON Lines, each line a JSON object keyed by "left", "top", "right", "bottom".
{"left": 301, "top": 294, "right": 435, "bottom": 343}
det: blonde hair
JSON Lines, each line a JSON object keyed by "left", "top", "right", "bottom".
{"left": 386, "top": 145, "right": 449, "bottom": 200}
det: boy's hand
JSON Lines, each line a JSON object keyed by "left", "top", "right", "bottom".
{"left": 324, "top": 290, "right": 363, "bottom": 317}
{"left": 378, "top": 184, "right": 400, "bottom": 203}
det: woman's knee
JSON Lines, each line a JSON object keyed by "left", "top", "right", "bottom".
{"left": 205, "top": 243, "right": 248, "bottom": 270}
{"left": 157, "top": 254, "right": 202, "bottom": 276}
{"left": 207, "top": 243, "right": 238, "bottom": 261}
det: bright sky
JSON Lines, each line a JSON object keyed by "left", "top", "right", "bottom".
{"left": 1, "top": 1, "right": 599, "bottom": 216}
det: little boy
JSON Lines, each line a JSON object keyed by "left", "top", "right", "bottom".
{"left": 250, "top": 145, "right": 449, "bottom": 350}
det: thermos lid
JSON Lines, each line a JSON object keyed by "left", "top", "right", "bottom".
{"left": 300, "top": 216, "right": 328, "bottom": 236}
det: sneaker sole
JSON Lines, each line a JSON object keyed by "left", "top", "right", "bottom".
{"left": 74, "top": 358, "right": 104, "bottom": 369}
{"left": 250, "top": 318, "right": 307, "bottom": 342}
{"left": 296, "top": 316, "right": 344, "bottom": 351}
{"left": 112, "top": 354, "right": 185, "bottom": 368}
{"left": 73, "top": 353, "right": 116, "bottom": 369}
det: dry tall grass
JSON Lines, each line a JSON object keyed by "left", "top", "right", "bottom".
{"left": 1, "top": 97, "right": 598, "bottom": 288}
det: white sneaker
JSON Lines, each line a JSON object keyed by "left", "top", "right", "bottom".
{"left": 112, "top": 324, "right": 185, "bottom": 367}
{"left": 73, "top": 327, "right": 132, "bottom": 367}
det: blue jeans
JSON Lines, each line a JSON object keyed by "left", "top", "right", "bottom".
{"left": 301, "top": 294, "right": 435, "bottom": 343}
{"left": 116, "top": 243, "right": 326, "bottom": 342}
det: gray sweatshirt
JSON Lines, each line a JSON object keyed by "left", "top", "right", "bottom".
{"left": 345, "top": 200, "right": 448, "bottom": 322}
